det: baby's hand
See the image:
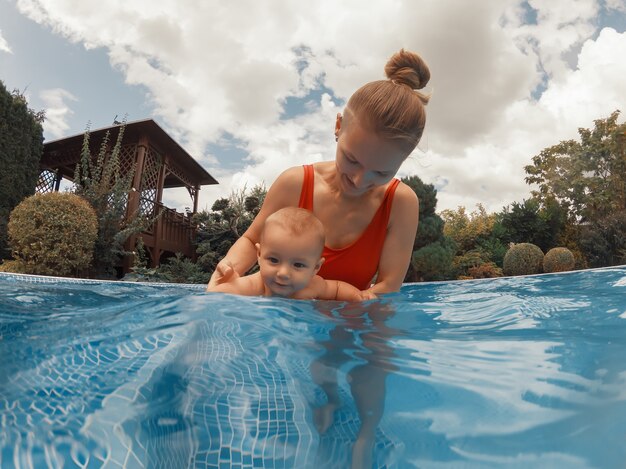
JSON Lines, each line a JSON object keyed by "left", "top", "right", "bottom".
{"left": 359, "top": 290, "right": 377, "bottom": 301}
{"left": 207, "top": 260, "right": 240, "bottom": 291}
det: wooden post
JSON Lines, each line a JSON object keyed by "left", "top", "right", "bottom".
{"left": 128, "top": 138, "right": 147, "bottom": 218}
{"left": 122, "top": 138, "right": 147, "bottom": 274}
{"left": 54, "top": 172, "right": 62, "bottom": 191}
{"left": 151, "top": 155, "right": 168, "bottom": 268}
{"left": 193, "top": 185, "right": 199, "bottom": 213}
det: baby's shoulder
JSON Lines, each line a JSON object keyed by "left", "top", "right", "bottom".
{"left": 292, "top": 275, "right": 327, "bottom": 300}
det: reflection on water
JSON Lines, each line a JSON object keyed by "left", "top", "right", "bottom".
{"left": 0, "top": 267, "right": 626, "bottom": 468}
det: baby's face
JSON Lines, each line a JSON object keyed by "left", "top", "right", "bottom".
{"left": 257, "top": 226, "right": 323, "bottom": 297}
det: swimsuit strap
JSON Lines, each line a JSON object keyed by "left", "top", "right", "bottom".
{"left": 298, "top": 164, "right": 315, "bottom": 210}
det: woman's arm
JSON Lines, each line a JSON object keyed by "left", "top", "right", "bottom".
{"left": 207, "top": 166, "right": 305, "bottom": 289}
{"left": 368, "top": 183, "right": 419, "bottom": 294}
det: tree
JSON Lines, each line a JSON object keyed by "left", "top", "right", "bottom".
{"left": 525, "top": 110, "right": 626, "bottom": 224}
{"left": 0, "top": 81, "right": 44, "bottom": 259}
{"left": 498, "top": 197, "right": 565, "bottom": 252}
{"left": 194, "top": 185, "right": 267, "bottom": 275}
{"left": 402, "top": 175, "right": 454, "bottom": 281}
{"left": 441, "top": 204, "right": 495, "bottom": 253}
{"left": 577, "top": 210, "right": 626, "bottom": 267}
{"left": 525, "top": 111, "right": 626, "bottom": 267}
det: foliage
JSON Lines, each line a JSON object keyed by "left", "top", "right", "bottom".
{"left": 503, "top": 243, "right": 544, "bottom": 276}
{"left": 402, "top": 175, "right": 450, "bottom": 281}
{"left": 0, "top": 260, "right": 26, "bottom": 273}
{"left": 451, "top": 249, "right": 492, "bottom": 279}
{"left": 194, "top": 185, "right": 267, "bottom": 275}
{"left": 441, "top": 204, "right": 496, "bottom": 253}
{"left": 577, "top": 210, "right": 626, "bottom": 268}
{"left": 524, "top": 111, "right": 626, "bottom": 267}
{"left": 525, "top": 110, "right": 626, "bottom": 224}
{"left": 543, "top": 247, "right": 575, "bottom": 273}
{"left": 73, "top": 121, "right": 156, "bottom": 278}
{"left": 157, "top": 254, "right": 211, "bottom": 283}
{"left": 410, "top": 237, "right": 457, "bottom": 282}
{"left": 127, "top": 250, "right": 211, "bottom": 284}
{"left": 554, "top": 223, "right": 588, "bottom": 270}
{"left": 476, "top": 232, "right": 508, "bottom": 268}
{"left": 5, "top": 192, "right": 97, "bottom": 276}
{"left": 440, "top": 204, "right": 509, "bottom": 278}
{"left": 498, "top": 198, "right": 565, "bottom": 252}
{"left": 466, "top": 262, "right": 503, "bottom": 279}
{"left": 0, "top": 81, "right": 45, "bottom": 259}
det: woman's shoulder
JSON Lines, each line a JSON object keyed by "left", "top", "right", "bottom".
{"left": 271, "top": 162, "right": 332, "bottom": 190}
{"left": 392, "top": 179, "right": 419, "bottom": 214}
{"left": 270, "top": 165, "right": 305, "bottom": 190}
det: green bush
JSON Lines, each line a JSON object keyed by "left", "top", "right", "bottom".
{"left": 503, "top": 243, "right": 544, "bottom": 276}
{"left": 6, "top": 192, "right": 98, "bottom": 276}
{"left": 543, "top": 247, "right": 575, "bottom": 273}
{"left": 410, "top": 238, "right": 456, "bottom": 282}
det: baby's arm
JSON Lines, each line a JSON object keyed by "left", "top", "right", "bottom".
{"left": 297, "top": 276, "right": 376, "bottom": 301}
{"left": 207, "top": 272, "right": 264, "bottom": 296}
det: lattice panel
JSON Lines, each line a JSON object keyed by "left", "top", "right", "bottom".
{"left": 141, "top": 146, "right": 161, "bottom": 192}
{"left": 119, "top": 144, "right": 137, "bottom": 184}
{"left": 35, "top": 170, "right": 57, "bottom": 194}
{"left": 139, "top": 190, "right": 157, "bottom": 218}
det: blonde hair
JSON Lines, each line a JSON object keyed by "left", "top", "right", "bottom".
{"left": 262, "top": 207, "right": 325, "bottom": 256}
{"left": 344, "top": 49, "right": 430, "bottom": 153}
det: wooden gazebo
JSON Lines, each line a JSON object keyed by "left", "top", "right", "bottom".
{"left": 37, "top": 119, "right": 218, "bottom": 274}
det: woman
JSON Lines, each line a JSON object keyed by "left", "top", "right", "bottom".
{"left": 208, "top": 48, "right": 430, "bottom": 294}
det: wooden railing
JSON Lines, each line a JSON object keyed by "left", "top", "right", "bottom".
{"left": 140, "top": 200, "right": 197, "bottom": 260}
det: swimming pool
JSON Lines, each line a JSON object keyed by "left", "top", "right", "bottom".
{"left": 1, "top": 267, "right": 625, "bottom": 468}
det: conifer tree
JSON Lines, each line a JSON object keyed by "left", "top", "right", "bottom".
{"left": 0, "top": 81, "right": 44, "bottom": 259}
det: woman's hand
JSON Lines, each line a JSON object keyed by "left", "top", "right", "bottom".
{"left": 207, "top": 260, "right": 240, "bottom": 291}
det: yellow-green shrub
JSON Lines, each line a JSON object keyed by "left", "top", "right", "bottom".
{"left": 503, "top": 243, "right": 544, "bottom": 276}
{"left": 7, "top": 192, "right": 98, "bottom": 276}
{"left": 543, "top": 247, "right": 575, "bottom": 273}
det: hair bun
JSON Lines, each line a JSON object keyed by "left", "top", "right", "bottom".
{"left": 384, "top": 49, "right": 430, "bottom": 90}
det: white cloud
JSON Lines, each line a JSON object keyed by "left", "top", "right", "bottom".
{"left": 15, "top": 0, "right": 626, "bottom": 215}
{"left": 39, "top": 88, "right": 77, "bottom": 139}
{"left": 0, "top": 29, "right": 12, "bottom": 54}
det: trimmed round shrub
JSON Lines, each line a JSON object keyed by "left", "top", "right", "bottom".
{"left": 503, "top": 243, "right": 544, "bottom": 276}
{"left": 7, "top": 192, "right": 98, "bottom": 276}
{"left": 543, "top": 247, "right": 575, "bottom": 273}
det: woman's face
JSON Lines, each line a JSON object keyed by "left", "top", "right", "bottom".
{"left": 334, "top": 114, "right": 407, "bottom": 197}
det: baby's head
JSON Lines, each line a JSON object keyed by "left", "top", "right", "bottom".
{"left": 257, "top": 207, "right": 326, "bottom": 297}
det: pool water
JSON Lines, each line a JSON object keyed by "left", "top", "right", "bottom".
{"left": 1, "top": 267, "right": 625, "bottom": 468}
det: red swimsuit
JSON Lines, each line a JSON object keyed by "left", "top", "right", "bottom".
{"left": 298, "top": 164, "right": 400, "bottom": 290}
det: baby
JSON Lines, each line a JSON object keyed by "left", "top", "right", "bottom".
{"left": 207, "top": 207, "right": 374, "bottom": 301}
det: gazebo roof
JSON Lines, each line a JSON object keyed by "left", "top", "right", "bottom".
{"left": 42, "top": 118, "right": 218, "bottom": 188}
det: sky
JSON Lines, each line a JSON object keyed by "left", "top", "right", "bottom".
{"left": 1, "top": 0, "right": 625, "bottom": 215}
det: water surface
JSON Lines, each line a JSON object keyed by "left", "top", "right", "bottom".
{"left": 1, "top": 268, "right": 625, "bottom": 468}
